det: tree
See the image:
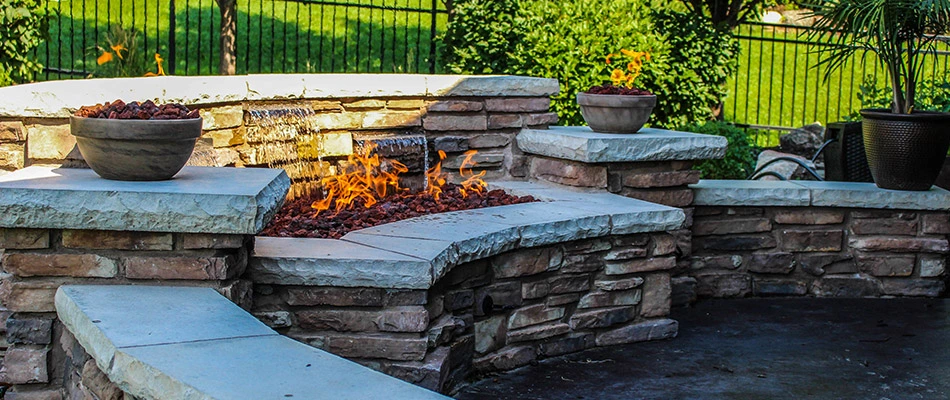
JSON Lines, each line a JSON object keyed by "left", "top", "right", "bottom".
{"left": 0, "top": 0, "right": 49, "bottom": 85}
{"left": 215, "top": 0, "right": 237, "bottom": 75}
{"left": 682, "top": 0, "right": 770, "bottom": 30}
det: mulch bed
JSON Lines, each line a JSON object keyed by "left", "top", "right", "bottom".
{"left": 261, "top": 184, "right": 536, "bottom": 239}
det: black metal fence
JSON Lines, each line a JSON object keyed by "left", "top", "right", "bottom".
{"left": 726, "top": 22, "right": 950, "bottom": 144}
{"left": 34, "top": 0, "right": 448, "bottom": 81}
{"left": 33, "top": 7, "right": 950, "bottom": 140}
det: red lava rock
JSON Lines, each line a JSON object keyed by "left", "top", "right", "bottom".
{"left": 261, "top": 184, "right": 537, "bottom": 239}
{"left": 585, "top": 84, "right": 653, "bottom": 96}
{"left": 75, "top": 99, "right": 199, "bottom": 120}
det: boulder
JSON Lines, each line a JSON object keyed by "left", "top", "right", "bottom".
{"left": 779, "top": 123, "right": 825, "bottom": 158}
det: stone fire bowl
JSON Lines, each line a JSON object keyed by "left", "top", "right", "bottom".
{"left": 577, "top": 92, "right": 657, "bottom": 133}
{"left": 70, "top": 116, "right": 203, "bottom": 181}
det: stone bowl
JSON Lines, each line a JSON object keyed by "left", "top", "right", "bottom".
{"left": 69, "top": 116, "right": 203, "bottom": 181}
{"left": 577, "top": 92, "right": 657, "bottom": 133}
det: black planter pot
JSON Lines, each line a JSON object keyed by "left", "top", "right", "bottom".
{"left": 861, "top": 109, "right": 950, "bottom": 191}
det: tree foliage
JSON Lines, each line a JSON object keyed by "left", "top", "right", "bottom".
{"left": 806, "top": 0, "right": 950, "bottom": 114}
{"left": 441, "top": 0, "right": 740, "bottom": 128}
{"left": 0, "top": 0, "right": 49, "bottom": 86}
{"left": 681, "top": 0, "right": 771, "bottom": 30}
{"left": 682, "top": 121, "right": 760, "bottom": 179}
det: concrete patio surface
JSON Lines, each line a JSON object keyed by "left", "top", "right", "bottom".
{"left": 456, "top": 298, "right": 950, "bottom": 399}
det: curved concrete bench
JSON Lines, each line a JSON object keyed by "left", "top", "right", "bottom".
{"left": 55, "top": 285, "right": 449, "bottom": 400}
{"left": 249, "top": 180, "right": 686, "bottom": 289}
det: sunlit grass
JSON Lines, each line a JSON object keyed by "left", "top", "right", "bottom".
{"left": 725, "top": 23, "right": 950, "bottom": 130}
{"left": 34, "top": 0, "right": 448, "bottom": 80}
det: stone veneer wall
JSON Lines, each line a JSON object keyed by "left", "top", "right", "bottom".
{"left": 526, "top": 156, "right": 699, "bottom": 208}
{"left": 0, "top": 75, "right": 559, "bottom": 198}
{"left": 678, "top": 206, "right": 949, "bottom": 302}
{"left": 0, "top": 228, "right": 253, "bottom": 399}
{"left": 251, "top": 233, "right": 680, "bottom": 393}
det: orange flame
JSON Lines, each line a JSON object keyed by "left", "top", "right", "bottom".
{"left": 311, "top": 142, "right": 407, "bottom": 215}
{"left": 457, "top": 150, "right": 487, "bottom": 198}
{"left": 312, "top": 143, "right": 488, "bottom": 215}
{"left": 425, "top": 150, "right": 448, "bottom": 200}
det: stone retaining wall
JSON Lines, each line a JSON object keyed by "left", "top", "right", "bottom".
{"left": 0, "top": 228, "right": 253, "bottom": 398}
{"left": 678, "top": 180, "right": 950, "bottom": 303}
{"left": 251, "top": 233, "right": 679, "bottom": 393}
{"left": 0, "top": 75, "right": 559, "bottom": 199}
{"left": 679, "top": 206, "right": 949, "bottom": 301}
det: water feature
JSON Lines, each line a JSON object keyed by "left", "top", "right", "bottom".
{"left": 245, "top": 104, "right": 431, "bottom": 199}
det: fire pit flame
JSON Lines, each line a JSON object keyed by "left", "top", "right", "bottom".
{"left": 458, "top": 150, "right": 487, "bottom": 198}
{"left": 425, "top": 150, "right": 448, "bottom": 201}
{"left": 311, "top": 143, "right": 488, "bottom": 215}
{"left": 311, "top": 142, "right": 408, "bottom": 214}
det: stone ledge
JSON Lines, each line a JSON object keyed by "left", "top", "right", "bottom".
{"left": 55, "top": 285, "right": 448, "bottom": 400}
{"left": 249, "top": 180, "right": 685, "bottom": 289}
{"left": 0, "top": 75, "right": 560, "bottom": 118}
{"left": 690, "top": 180, "right": 810, "bottom": 207}
{"left": 795, "top": 181, "right": 950, "bottom": 210}
{"left": 0, "top": 166, "right": 290, "bottom": 234}
{"left": 516, "top": 126, "right": 728, "bottom": 163}
{"left": 691, "top": 179, "right": 950, "bottom": 210}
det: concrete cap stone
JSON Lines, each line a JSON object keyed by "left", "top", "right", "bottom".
{"left": 517, "top": 126, "right": 728, "bottom": 163}
{"left": 794, "top": 181, "right": 950, "bottom": 210}
{"left": 0, "top": 166, "right": 290, "bottom": 234}
{"left": 0, "top": 74, "right": 558, "bottom": 118}
{"left": 690, "top": 179, "right": 811, "bottom": 206}
{"left": 249, "top": 237, "right": 433, "bottom": 289}
{"left": 491, "top": 180, "right": 685, "bottom": 235}
{"left": 55, "top": 285, "right": 448, "bottom": 400}
{"left": 691, "top": 179, "right": 950, "bottom": 210}
{"left": 353, "top": 212, "right": 523, "bottom": 265}
{"left": 115, "top": 335, "right": 449, "bottom": 400}
{"left": 342, "top": 232, "right": 459, "bottom": 283}
{"left": 251, "top": 180, "right": 685, "bottom": 290}
{"left": 54, "top": 286, "right": 276, "bottom": 377}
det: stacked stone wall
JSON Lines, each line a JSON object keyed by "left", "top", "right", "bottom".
{"left": 0, "top": 96, "right": 557, "bottom": 199}
{"left": 677, "top": 206, "right": 949, "bottom": 301}
{"left": 250, "top": 233, "right": 680, "bottom": 393}
{"left": 0, "top": 228, "right": 252, "bottom": 399}
{"left": 524, "top": 156, "right": 700, "bottom": 208}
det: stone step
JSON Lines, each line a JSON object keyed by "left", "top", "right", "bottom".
{"left": 55, "top": 285, "right": 448, "bottom": 400}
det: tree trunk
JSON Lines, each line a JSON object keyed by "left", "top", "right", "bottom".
{"left": 216, "top": 0, "right": 237, "bottom": 75}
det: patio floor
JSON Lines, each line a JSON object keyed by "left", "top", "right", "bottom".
{"left": 455, "top": 297, "right": 950, "bottom": 400}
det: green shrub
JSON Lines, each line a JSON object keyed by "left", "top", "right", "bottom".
{"left": 855, "top": 75, "right": 950, "bottom": 115}
{"left": 0, "top": 0, "right": 48, "bottom": 86}
{"left": 650, "top": 9, "right": 739, "bottom": 128}
{"left": 682, "top": 121, "right": 760, "bottom": 179}
{"left": 442, "top": 0, "right": 739, "bottom": 128}
{"left": 440, "top": 0, "right": 525, "bottom": 75}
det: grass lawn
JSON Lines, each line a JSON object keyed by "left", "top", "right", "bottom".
{"left": 35, "top": 0, "right": 448, "bottom": 80}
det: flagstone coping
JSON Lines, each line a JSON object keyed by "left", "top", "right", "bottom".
{"left": 249, "top": 180, "right": 685, "bottom": 289}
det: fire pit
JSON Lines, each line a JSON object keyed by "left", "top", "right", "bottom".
{"left": 262, "top": 143, "right": 536, "bottom": 238}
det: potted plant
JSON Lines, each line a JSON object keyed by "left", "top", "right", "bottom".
{"left": 577, "top": 49, "right": 657, "bottom": 133}
{"left": 808, "top": 0, "right": 950, "bottom": 190}
{"left": 71, "top": 100, "right": 202, "bottom": 181}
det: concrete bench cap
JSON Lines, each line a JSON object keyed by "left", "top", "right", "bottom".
{"left": 55, "top": 285, "right": 449, "bottom": 400}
